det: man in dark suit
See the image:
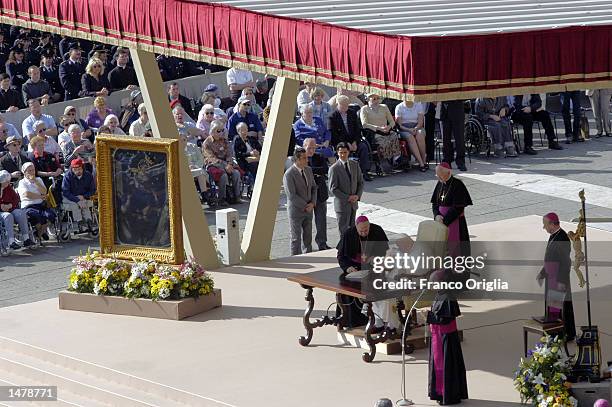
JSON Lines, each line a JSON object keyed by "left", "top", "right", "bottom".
{"left": 328, "top": 95, "right": 372, "bottom": 181}
{"left": 40, "top": 51, "right": 62, "bottom": 99}
{"left": 167, "top": 82, "right": 195, "bottom": 120}
{"left": 108, "top": 47, "right": 138, "bottom": 92}
{"left": 328, "top": 142, "right": 364, "bottom": 235}
{"left": 0, "top": 135, "right": 30, "bottom": 180}
{"left": 0, "top": 73, "right": 24, "bottom": 111}
{"left": 283, "top": 147, "right": 317, "bottom": 255}
{"left": 58, "top": 43, "right": 85, "bottom": 100}
{"left": 441, "top": 99, "right": 467, "bottom": 171}
{"left": 304, "top": 137, "right": 331, "bottom": 251}
{"left": 510, "top": 94, "right": 562, "bottom": 154}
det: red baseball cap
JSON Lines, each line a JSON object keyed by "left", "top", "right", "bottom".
{"left": 70, "top": 158, "right": 84, "bottom": 168}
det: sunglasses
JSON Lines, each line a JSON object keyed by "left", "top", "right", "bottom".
{"left": 37, "top": 128, "right": 47, "bottom": 133}
{"left": 205, "top": 111, "right": 214, "bottom": 115}
{"left": 242, "top": 103, "right": 251, "bottom": 106}
{"left": 215, "top": 129, "right": 224, "bottom": 133}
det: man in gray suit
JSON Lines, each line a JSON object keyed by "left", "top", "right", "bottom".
{"left": 283, "top": 147, "right": 318, "bottom": 255}
{"left": 304, "top": 138, "right": 331, "bottom": 250}
{"left": 328, "top": 142, "right": 364, "bottom": 235}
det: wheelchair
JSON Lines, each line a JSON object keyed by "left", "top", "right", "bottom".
{"left": 205, "top": 163, "right": 242, "bottom": 207}
{"left": 57, "top": 198, "right": 99, "bottom": 242}
{"left": 0, "top": 217, "right": 9, "bottom": 256}
{"left": 464, "top": 114, "right": 492, "bottom": 158}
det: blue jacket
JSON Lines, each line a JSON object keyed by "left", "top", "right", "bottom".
{"left": 62, "top": 170, "right": 96, "bottom": 203}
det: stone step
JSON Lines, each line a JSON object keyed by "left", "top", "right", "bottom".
{"left": 0, "top": 336, "right": 231, "bottom": 407}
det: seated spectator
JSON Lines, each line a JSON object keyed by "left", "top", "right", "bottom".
{"left": 0, "top": 114, "right": 21, "bottom": 139}
{"left": 509, "top": 94, "right": 562, "bottom": 154}
{"left": 129, "top": 104, "right": 148, "bottom": 137}
{"left": 475, "top": 97, "right": 516, "bottom": 157}
{"left": 227, "top": 97, "right": 264, "bottom": 141}
{"left": 293, "top": 104, "right": 334, "bottom": 160}
{"left": 236, "top": 87, "right": 263, "bottom": 116}
{"left": 200, "top": 91, "right": 227, "bottom": 118}
{"left": 360, "top": 93, "right": 401, "bottom": 166}
{"left": 202, "top": 120, "right": 242, "bottom": 206}
{"left": 86, "top": 96, "right": 113, "bottom": 129}
{"left": 17, "top": 161, "right": 56, "bottom": 240}
{"left": 395, "top": 100, "right": 428, "bottom": 171}
{"left": 28, "top": 135, "right": 62, "bottom": 188}
{"left": 196, "top": 103, "right": 215, "bottom": 139}
{"left": 61, "top": 124, "right": 95, "bottom": 169}
{"left": 58, "top": 43, "right": 85, "bottom": 101}
{"left": 61, "top": 158, "right": 96, "bottom": 233}
{"left": 118, "top": 89, "right": 143, "bottom": 132}
{"left": 0, "top": 72, "right": 25, "bottom": 111}
{"left": 107, "top": 47, "right": 138, "bottom": 91}
{"left": 0, "top": 169, "right": 33, "bottom": 249}
{"left": 22, "top": 98, "right": 58, "bottom": 144}
{"left": 80, "top": 57, "right": 111, "bottom": 98}
{"left": 57, "top": 105, "right": 92, "bottom": 146}
{"left": 0, "top": 136, "right": 30, "bottom": 181}
{"left": 167, "top": 82, "right": 195, "bottom": 119}
{"left": 6, "top": 47, "right": 28, "bottom": 91}
{"left": 18, "top": 34, "right": 40, "bottom": 67}
{"left": 308, "top": 87, "right": 333, "bottom": 127}
{"left": 90, "top": 45, "right": 112, "bottom": 75}
{"left": 39, "top": 50, "right": 62, "bottom": 100}
{"left": 174, "top": 106, "right": 202, "bottom": 143}
{"left": 226, "top": 67, "right": 254, "bottom": 103}
{"left": 328, "top": 95, "right": 372, "bottom": 180}
{"left": 180, "top": 132, "right": 208, "bottom": 201}
{"left": 22, "top": 65, "right": 56, "bottom": 105}
{"left": 233, "top": 122, "right": 260, "bottom": 178}
{"left": 103, "top": 114, "right": 125, "bottom": 136}
{"left": 328, "top": 87, "right": 364, "bottom": 110}
{"left": 296, "top": 82, "right": 315, "bottom": 108}
{"left": 157, "top": 55, "right": 183, "bottom": 81}
{"left": 0, "top": 124, "right": 7, "bottom": 157}
{"left": 254, "top": 77, "right": 274, "bottom": 108}
{"left": 26, "top": 121, "right": 61, "bottom": 159}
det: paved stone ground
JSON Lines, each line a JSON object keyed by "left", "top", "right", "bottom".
{"left": 2, "top": 126, "right": 612, "bottom": 308}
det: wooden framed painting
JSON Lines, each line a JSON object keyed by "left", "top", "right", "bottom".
{"left": 95, "top": 134, "right": 184, "bottom": 264}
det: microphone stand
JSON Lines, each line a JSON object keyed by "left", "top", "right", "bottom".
{"left": 397, "top": 288, "right": 427, "bottom": 406}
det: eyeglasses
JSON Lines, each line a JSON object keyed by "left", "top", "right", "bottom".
{"left": 205, "top": 111, "right": 214, "bottom": 115}
{"left": 37, "top": 128, "right": 47, "bottom": 133}
{"left": 67, "top": 112, "right": 76, "bottom": 116}
{"left": 215, "top": 129, "right": 224, "bottom": 133}
{"left": 242, "top": 103, "right": 251, "bottom": 106}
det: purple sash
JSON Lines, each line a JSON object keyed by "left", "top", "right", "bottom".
{"left": 430, "top": 320, "right": 458, "bottom": 396}
{"left": 439, "top": 206, "right": 462, "bottom": 258}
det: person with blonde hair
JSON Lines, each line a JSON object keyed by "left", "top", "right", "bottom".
{"left": 203, "top": 120, "right": 242, "bottom": 206}
{"left": 86, "top": 96, "right": 113, "bottom": 128}
{"left": 308, "top": 87, "right": 333, "bottom": 126}
{"left": 80, "top": 57, "right": 111, "bottom": 98}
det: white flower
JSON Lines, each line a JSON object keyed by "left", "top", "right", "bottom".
{"left": 71, "top": 280, "right": 79, "bottom": 289}
{"left": 569, "top": 396, "right": 577, "bottom": 406}
{"left": 75, "top": 269, "right": 83, "bottom": 276}
{"left": 532, "top": 373, "right": 546, "bottom": 386}
{"left": 140, "top": 286, "right": 150, "bottom": 296}
{"left": 102, "top": 269, "right": 113, "bottom": 279}
{"left": 179, "top": 289, "right": 187, "bottom": 298}
{"left": 93, "top": 284, "right": 100, "bottom": 295}
{"left": 159, "top": 287, "right": 170, "bottom": 299}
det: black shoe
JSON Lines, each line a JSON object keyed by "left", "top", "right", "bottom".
{"left": 23, "top": 239, "right": 35, "bottom": 247}
{"left": 9, "top": 242, "right": 21, "bottom": 250}
{"left": 419, "top": 165, "right": 428, "bottom": 172}
{"left": 318, "top": 244, "right": 332, "bottom": 251}
{"left": 457, "top": 163, "right": 467, "bottom": 171}
{"left": 549, "top": 142, "right": 563, "bottom": 150}
{"left": 363, "top": 174, "right": 373, "bottom": 182}
{"left": 576, "top": 137, "right": 585, "bottom": 142}
{"left": 565, "top": 138, "right": 573, "bottom": 144}
{"left": 595, "top": 133, "right": 603, "bottom": 138}
{"left": 606, "top": 133, "right": 612, "bottom": 137}
{"left": 524, "top": 146, "right": 538, "bottom": 155}
{"left": 41, "top": 232, "right": 49, "bottom": 241}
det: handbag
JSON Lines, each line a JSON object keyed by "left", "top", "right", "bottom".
{"left": 580, "top": 115, "right": 590, "bottom": 139}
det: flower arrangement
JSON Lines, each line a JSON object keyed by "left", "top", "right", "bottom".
{"left": 68, "top": 251, "right": 215, "bottom": 301}
{"left": 514, "top": 335, "right": 577, "bottom": 407}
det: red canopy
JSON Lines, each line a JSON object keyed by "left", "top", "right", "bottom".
{"left": 2, "top": 0, "right": 611, "bottom": 101}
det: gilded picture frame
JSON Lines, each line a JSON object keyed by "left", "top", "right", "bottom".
{"left": 95, "top": 134, "right": 184, "bottom": 264}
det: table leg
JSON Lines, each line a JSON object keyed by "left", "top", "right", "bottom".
{"left": 362, "top": 301, "right": 377, "bottom": 363}
{"left": 298, "top": 286, "right": 315, "bottom": 346}
{"left": 336, "top": 293, "right": 346, "bottom": 332}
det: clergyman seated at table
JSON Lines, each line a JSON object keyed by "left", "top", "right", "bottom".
{"left": 336, "top": 215, "right": 389, "bottom": 328}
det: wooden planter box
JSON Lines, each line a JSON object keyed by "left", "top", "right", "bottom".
{"left": 58, "top": 289, "right": 222, "bottom": 320}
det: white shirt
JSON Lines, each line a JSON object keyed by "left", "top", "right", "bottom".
{"left": 129, "top": 119, "right": 147, "bottom": 137}
{"left": 226, "top": 68, "right": 253, "bottom": 86}
{"left": 17, "top": 176, "right": 46, "bottom": 207}
{"left": 293, "top": 164, "right": 308, "bottom": 187}
{"left": 22, "top": 114, "right": 56, "bottom": 140}
{"left": 395, "top": 103, "right": 424, "bottom": 124}
{"left": 58, "top": 131, "right": 71, "bottom": 147}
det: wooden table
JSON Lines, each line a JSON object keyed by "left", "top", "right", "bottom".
{"left": 288, "top": 268, "right": 419, "bottom": 363}
{"left": 522, "top": 319, "right": 570, "bottom": 357}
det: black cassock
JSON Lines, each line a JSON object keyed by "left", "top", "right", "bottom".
{"left": 336, "top": 224, "right": 389, "bottom": 328}
{"left": 543, "top": 228, "right": 576, "bottom": 340}
{"left": 428, "top": 292, "right": 468, "bottom": 405}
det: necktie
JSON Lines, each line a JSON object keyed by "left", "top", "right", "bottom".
{"left": 301, "top": 169, "right": 307, "bottom": 188}
{"left": 344, "top": 162, "right": 352, "bottom": 183}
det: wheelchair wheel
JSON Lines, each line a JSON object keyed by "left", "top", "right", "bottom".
{"left": 464, "top": 117, "right": 485, "bottom": 155}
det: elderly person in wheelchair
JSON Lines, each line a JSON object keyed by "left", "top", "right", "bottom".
{"left": 360, "top": 93, "right": 403, "bottom": 171}
{"left": 61, "top": 158, "right": 96, "bottom": 235}
{"left": 475, "top": 97, "right": 517, "bottom": 158}
{"left": 1, "top": 170, "right": 34, "bottom": 249}
{"left": 180, "top": 131, "right": 209, "bottom": 203}
{"left": 202, "top": 120, "right": 242, "bottom": 206}
{"left": 17, "top": 162, "right": 56, "bottom": 241}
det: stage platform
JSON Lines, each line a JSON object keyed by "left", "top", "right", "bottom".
{"left": 0, "top": 216, "right": 611, "bottom": 407}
